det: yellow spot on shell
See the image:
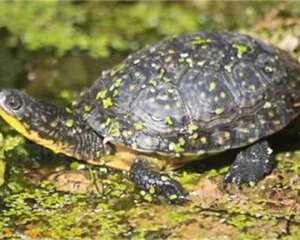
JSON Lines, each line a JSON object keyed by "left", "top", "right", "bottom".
{"left": 190, "top": 133, "right": 198, "bottom": 139}
{"left": 268, "top": 111, "right": 275, "bottom": 118}
{"left": 164, "top": 105, "right": 171, "bottom": 110}
{"left": 238, "top": 71, "right": 245, "bottom": 78}
{"left": 260, "top": 119, "right": 267, "bottom": 125}
{"left": 249, "top": 85, "right": 256, "bottom": 91}
{"left": 209, "top": 82, "right": 216, "bottom": 91}
{"left": 178, "top": 58, "right": 185, "bottom": 63}
{"left": 179, "top": 137, "right": 185, "bottom": 145}
{"left": 273, "top": 120, "right": 281, "bottom": 125}
{"left": 176, "top": 101, "right": 181, "bottom": 108}
{"left": 216, "top": 137, "right": 224, "bottom": 145}
{"left": 220, "top": 92, "right": 226, "bottom": 98}
{"left": 225, "top": 131, "right": 231, "bottom": 139}
{"left": 160, "top": 95, "right": 169, "bottom": 100}
{"left": 188, "top": 124, "right": 198, "bottom": 134}
{"left": 165, "top": 56, "right": 172, "bottom": 63}
{"left": 264, "top": 102, "right": 272, "bottom": 109}
{"left": 238, "top": 128, "right": 249, "bottom": 133}
{"left": 197, "top": 60, "right": 206, "bottom": 66}
{"left": 224, "top": 64, "right": 232, "bottom": 72}
{"left": 200, "top": 137, "right": 207, "bottom": 144}
{"left": 129, "top": 84, "right": 136, "bottom": 91}
{"left": 66, "top": 119, "right": 74, "bottom": 128}
{"left": 50, "top": 121, "right": 58, "bottom": 128}
{"left": 122, "top": 130, "right": 133, "bottom": 137}
{"left": 148, "top": 97, "right": 155, "bottom": 103}
{"left": 215, "top": 108, "right": 224, "bottom": 115}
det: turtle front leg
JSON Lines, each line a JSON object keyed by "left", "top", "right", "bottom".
{"left": 130, "top": 160, "right": 186, "bottom": 204}
{"left": 224, "top": 140, "right": 274, "bottom": 187}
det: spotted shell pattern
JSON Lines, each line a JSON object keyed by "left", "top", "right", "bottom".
{"left": 75, "top": 32, "right": 300, "bottom": 157}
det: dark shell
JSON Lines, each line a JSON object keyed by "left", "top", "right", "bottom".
{"left": 75, "top": 31, "right": 300, "bottom": 156}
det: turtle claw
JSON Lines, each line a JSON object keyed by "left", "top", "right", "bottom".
{"left": 224, "top": 171, "right": 257, "bottom": 189}
{"left": 223, "top": 140, "right": 274, "bottom": 187}
{"left": 130, "top": 160, "right": 187, "bottom": 204}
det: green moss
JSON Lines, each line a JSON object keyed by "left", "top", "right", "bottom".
{"left": 96, "top": 90, "right": 107, "bottom": 100}
{"left": 65, "top": 119, "right": 74, "bottom": 127}
{"left": 112, "top": 89, "right": 119, "bottom": 97}
{"left": 164, "top": 116, "right": 173, "bottom": 125}
{"left": 163, "top": 76, "right": 170, "bottom": 83}
{"left": 134, "top": 121, "right": 144, "bottom": 131}
{"left": 178, "top": 57, "right": 185, "bottom": 63}
{"left": 169, "top": 194, "right": 178, "bottom": 201}
{"left": 83, "top": 105, "right": 92, "bottom": 112}
{"left": 148, "top": 79, "right": 157, "bottom": 86}
{"left": 0, "top": 160, "right": 5, "bottom": 187}
{"left": 228, "top": 215, "right": 254, "bottom": 230}
{"left": 187, "top": 124, "right": 198, "bottom": 134}
{"left": 122, "top": 130, "right": 133, "bottom": 137}
{"left": 293, "top": 151, "right": 300, "bottom": 173}
{"left": 107, "top": 121, "right": 120, "bottom": 136}
{"left": 110, "top": 64, "right": 125, "bottom": 77}
{"left": 158, "top": 68, "right": 166, "bottom": 79}
{"left": 110, "top": 78, "right": 123, "bottom": 91}
{"left": 101, "top": 118, "right": 111, "bottom": 129}
{"left": 232, "top": 44, "right": 248, "bottom": 58}
{"left": 191, "top": 36, "right": 211, "bottom": 45}
{"left": 2, "top": 135, "right": 24, "bottom": 153}
{"left": 103, "top": 97, "right": 113, "bottom": 109}
{"left": 169, "top": 137, "right": 185, "bottom": 154}
{"left": 70, "top": 161, "right": 80, "bottom": 170}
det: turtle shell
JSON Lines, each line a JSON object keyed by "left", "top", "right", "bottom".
{"left": 75, "top": 31, "right": 300, "bottom": 157}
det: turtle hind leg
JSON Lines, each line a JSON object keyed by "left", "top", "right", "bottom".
{"left": 130, "top": 160, "right": 186, "bottom": 204}
{"left": 224, "top": 140, "right": 275, "bottom": 187}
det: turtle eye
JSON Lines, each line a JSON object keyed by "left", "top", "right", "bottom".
{"left": 5, "top": 94, "right": 23, "bottom": 111}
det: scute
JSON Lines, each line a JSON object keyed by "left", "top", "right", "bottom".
{"left": 74, "top": 31, "right": 300, "bottom": 157}
{"left": 131, "top": 83, "right": 187, "bottom": 134}
{"left": 179, "top": 68, "right": 236, "bottom": 123}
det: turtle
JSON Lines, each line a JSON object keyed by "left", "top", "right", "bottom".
{"left": 0, "top": 31, "right": 300, "bottom": 204}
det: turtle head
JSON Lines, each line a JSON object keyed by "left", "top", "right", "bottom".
{"left": 0, "top": 89, "right": 37, "bottom": 133}
{"left": 0, "top": 89, "right": 109, "bottom": 162}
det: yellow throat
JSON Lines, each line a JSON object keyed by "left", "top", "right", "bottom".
{"left": 0, "top": 107, "right": 71, "bottom": 156}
